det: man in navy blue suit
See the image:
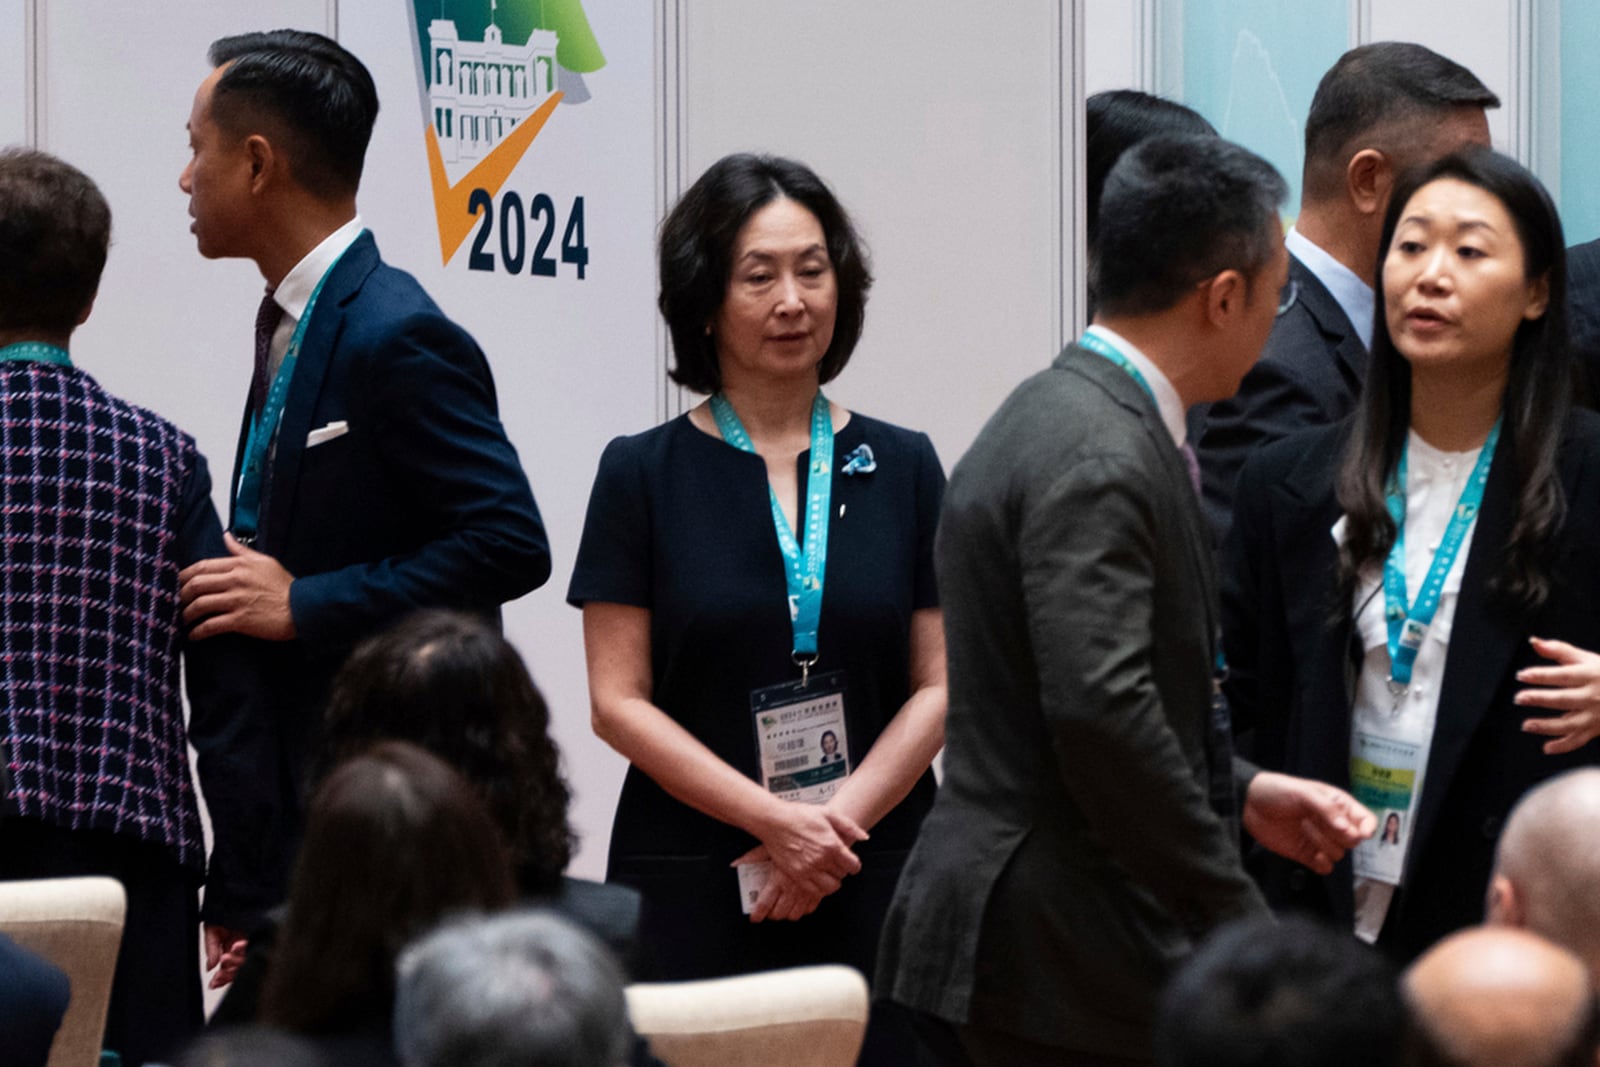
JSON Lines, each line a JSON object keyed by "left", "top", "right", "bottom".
{"left": 175, "top": 29, "right": 551, "bottom": 966}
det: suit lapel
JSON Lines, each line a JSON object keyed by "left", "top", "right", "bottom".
{"left": 1062, "top": 345, "right": 1220, "bottom": 645}
{"left": 260, "top": 230, "right": 379, "bottom": 550}
{"left": 1290, "top": 255, "right": 1369, "bottom": 395}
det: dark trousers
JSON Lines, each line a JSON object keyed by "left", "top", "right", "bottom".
{"left": 898, "top": 1004, "right": 1151, "bottom": 1067}
{"left": 1, "top": 817, "right": 201, "bottom": 1067}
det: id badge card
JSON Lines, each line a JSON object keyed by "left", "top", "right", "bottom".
{"left": 750, "top": 669, "right": 850, "bottom": 804}
{"left": 1349, "top": 731, "right": 1423, "bottom": 885}
{"left": 736, "top": 671, "right": 850, "bottom": 915}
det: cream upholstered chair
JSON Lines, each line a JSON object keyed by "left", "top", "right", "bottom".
{"left": 625, "top": 964, "right": 869, "bottom": 1067}
{"left": 0, "top": 876, "right": 126, "bottom": 1067}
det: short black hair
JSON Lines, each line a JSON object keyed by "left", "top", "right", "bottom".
{"left": 659, "top": 153, "right": 872, "bottom": 394}
{"left": 1086, "top": 90, "right": 1216, "bottom": 253}
{"left": 1092, "top": 134, "right": 1286, "bottom": 317}
{"left": 1155, "top": 915, "right": 1405, "bottom": 1067}
{"left": 1303, "top": 42, "right": 1498, "bottom": 202}
{"left": 208, "top": 29, "right": 379, "bottom": 199}
{"left": 0, "top": 147, "right": 110, "bottom": 333}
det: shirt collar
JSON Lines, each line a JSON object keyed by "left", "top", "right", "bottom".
{"left": 273, "top": 216, "right": 364, "bottom": 322}
{"left": 1086, "top": 324, "right": 1188, "bottom": 447}
{"left": 1286, "top": 226, "right": 1374, "bottom": 350}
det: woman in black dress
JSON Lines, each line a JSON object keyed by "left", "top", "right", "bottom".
{"left": 569, "top": 154, "right": 947, "bottom": 1061}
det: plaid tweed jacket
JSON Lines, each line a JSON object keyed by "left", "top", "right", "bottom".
{"left": 2, "top": 361, "right": 205, "bottom": 870}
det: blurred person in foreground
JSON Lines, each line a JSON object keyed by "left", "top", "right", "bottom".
{"left": 208, "top": 742, "right": 514, "bottom": 1065}
{"left": 1486, "top": 767, "right": 1600, "bottom": 982}
{"left": 312, "top": 609, "right": 644, "bottom": 974}
{"left": 1402, "top": 926, "right": 1599, "bottom": 1067}
{"left": 1154, "top": 915, "right": 1404, "bottom": 1067}
{"left": 395, "top": 910, "right": 631, "bottom": 1067}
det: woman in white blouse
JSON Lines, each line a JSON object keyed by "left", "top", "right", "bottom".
{"left": 1223, "top": 146, "right": 1600, "bottom": 962}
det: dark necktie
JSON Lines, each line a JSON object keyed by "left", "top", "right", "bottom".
{"left": 251, "top": 288, "right": 283, "bottom": 411}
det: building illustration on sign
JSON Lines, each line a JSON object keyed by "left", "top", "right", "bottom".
{"left": 427, "top": 8, "right": 558, "bottom": 164}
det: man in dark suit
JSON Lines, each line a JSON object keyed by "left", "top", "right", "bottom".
{"left": 876, "top": 136, "right": 1374, "bottom": 1066}
{"left": 1197, "top": 43, "right": 1497, "bottom": 543}
{"left": 173, "top": 30, "right": 550, "bottom": 968}
{"left": 1565, "top": 237, "right": 1600, "bottom": 399}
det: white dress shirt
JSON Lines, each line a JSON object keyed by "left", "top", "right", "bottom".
{"left": 266, "top": 215, "right": 365, "bottom": 380}
{"left": 1335, "top": 430, "right": 1483, "bottom": 942}
{"left": 1085, "top": 324, "right": 1187, "bottom": 447}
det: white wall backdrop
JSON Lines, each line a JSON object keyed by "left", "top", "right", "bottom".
{"left": 675, "top": 2, "right": 1077, "bottom": 495}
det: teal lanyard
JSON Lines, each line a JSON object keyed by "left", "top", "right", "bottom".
{"left": 1382, "top": 419, "right": 1501, "bottom": 694}
{"left": 710, "top": 391, "right": 834, "bottom": 680}
{"left": 1078, "top": 331, "right": 1154, "bottom": 403}
{"left": 0, "top": 342, "right": 72, "bottom": 367}
{"left": 232, "top": 240, "right": 358, "bottom": 541}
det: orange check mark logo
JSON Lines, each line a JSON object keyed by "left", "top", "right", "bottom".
{"left": 424, "top": 91, "right": 564, "bottom": 265}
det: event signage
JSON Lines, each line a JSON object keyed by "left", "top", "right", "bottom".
{"left": 405, "top": 0, "right": 605, "bottom": 276}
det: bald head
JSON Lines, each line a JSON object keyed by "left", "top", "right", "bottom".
{"left": 1490, "top": 769, "right": 1600, "bottom": 981}
{"left": 1403, "top": 927, "right": 1599, "bottom": 1067}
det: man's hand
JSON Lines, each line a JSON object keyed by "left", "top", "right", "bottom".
{"left": 179, "top": 533, "right": 296, "bottom": 641}
{"left": 1244, "top": 771, "right": 1375, "bottom": 875}
{"left": 1515, "top": 637, "right": 1600, "bottom": 755}
{"left": 203, "top": 924, "right": 249, "bottom": 990}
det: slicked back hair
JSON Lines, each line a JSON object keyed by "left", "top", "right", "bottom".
{"left": 659, "top": 153, "right": 872, "bottom": 394}
{"left": 208, "top": 29, "right": 379, "bottom": 199}
{"left": 1092, "top": 134, "right": 1287, "bottom": 318}
{"left": 1303, "top": 42, "right": 1498, "bottom": 204}
{"left": 0, "top": 147, "right": 110, "bottom": 333}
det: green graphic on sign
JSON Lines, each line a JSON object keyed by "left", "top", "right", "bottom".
{"left": 412, "top": 0, "right": 605, "bottom": 86}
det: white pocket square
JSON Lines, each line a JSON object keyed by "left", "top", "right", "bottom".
{"left": 305, "top": 421, "right": 349, "bottom": 447}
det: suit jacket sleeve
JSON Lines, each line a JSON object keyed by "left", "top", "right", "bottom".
{"left": 1199, "top": 355, "right": 1334, "bottom": 545}
{"left": 1021, "top": 452, "right": 1265, "bottom": 928}
{"left": 1220, "top": 444, "right": 1282, "bottom": 795}
{"left": 287, "top": 310, "right": 551, "bottom": 646}
{"left": 1567, "top": 238, "right": 1600, "bottom": 403}
{"left": 177, "top": 454, "right": 293, "bottom": 927}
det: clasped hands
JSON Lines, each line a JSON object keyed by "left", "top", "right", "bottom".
{"left": 178, "top": 532, "right": 297, "bottom": 641}
{"left": 733, "top": 802, "right": 867, "bottom": 924}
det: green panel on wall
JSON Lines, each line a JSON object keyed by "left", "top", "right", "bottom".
{"left": 1162, "top": 0, "right": 1347, "bottom": 220}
